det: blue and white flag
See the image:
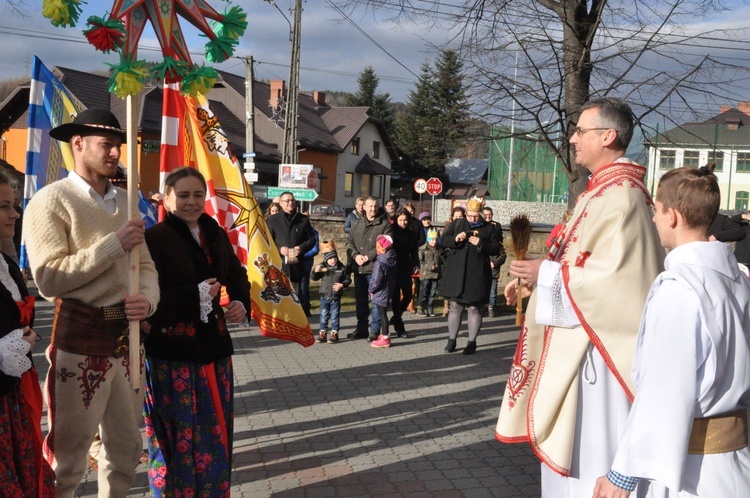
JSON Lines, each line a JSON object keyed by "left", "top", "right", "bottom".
{"left": 21, "top": 56, "right": 155, "bottom": 268}
{"left": 20, "top": 56, "right": 83, "bottom": 269}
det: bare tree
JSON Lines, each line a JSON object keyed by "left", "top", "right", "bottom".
{"left": 331, "top": 0, "right": 750, "bottom": 200}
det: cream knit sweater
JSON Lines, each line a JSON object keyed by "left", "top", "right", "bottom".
{"left": 24, "top": 178, "right": 159, "bottom": 309}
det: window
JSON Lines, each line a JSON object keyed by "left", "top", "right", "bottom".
{"left": 360, "top": 174, "right": 371, "bottom": 196}
{"left": 344, "top": 172, "right": 353, "bottom": 197}
{"left": 372, "top": 175, "right": 382, "bottom": 198}
{"left": 351, "top": 137, "right": 360, "bottom": 155}
{"left": 736, "top": 191, "right": 749, "bottom": 210}
{"left": 710, "top": 150, "right": 724, "bottom": 172}
{"left": 659, "top": 150, "right": 675, "bottom": 170}
{"left": 738, "top": 152, "right": 750, "bottom": 173}
{"left": 372, "top": 141, "right": 380, "bottom": 159}
{"left": 683, "top": 150, "right": 700, "bottom": 168}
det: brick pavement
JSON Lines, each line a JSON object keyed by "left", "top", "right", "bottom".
{"left": 29, "top": 295, "right": 541, "bottom": 497}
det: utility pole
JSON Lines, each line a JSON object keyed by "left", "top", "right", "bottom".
{"left": 282, "top": 0, "right": 302, "bottom": 165}
{"left": 243, "top": 55, "right": 258, "bottom": 185}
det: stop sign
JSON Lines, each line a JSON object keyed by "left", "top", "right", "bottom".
{"left": 426, "top": 177, "right": 443, "bottom": 196}
{"left": 307, "top": 170, "right": 319, "bottom": 190}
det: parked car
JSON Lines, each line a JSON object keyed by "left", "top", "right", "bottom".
{"left": 309, "top": 204, "right": 346, "bottom": 219}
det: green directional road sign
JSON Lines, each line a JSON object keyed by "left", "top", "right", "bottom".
{"left": 267, "top": 187, "right": 319, "bottom": 202}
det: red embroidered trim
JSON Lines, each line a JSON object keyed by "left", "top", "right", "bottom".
{"left": 575, "top": 251, "right": 592, "bottom": 267}
{"left": 526, "top": 324, "right": 572, "bottom": 477}
{"left": 554, "top": 162, "right": 653, "bottom": 267}
{"left": 506, "top": 323, "right": 536, "bottom": 408}
{"left": 561, "top": 264, "right": 635, "bottom": 402}
{"left": 77, "top": 356, "right": 113, "bottom": 409}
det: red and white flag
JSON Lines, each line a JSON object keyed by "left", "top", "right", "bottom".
{"left": 160, "top": 82, "right": 313, "bottom": 347}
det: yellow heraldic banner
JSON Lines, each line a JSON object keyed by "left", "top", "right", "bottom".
{"left": 160, "top": 83, "right": 313, "bottom": 346}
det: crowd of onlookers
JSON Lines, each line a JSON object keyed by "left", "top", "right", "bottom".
{"left": 264, "top": 192, "right": 506, "bottom": 352}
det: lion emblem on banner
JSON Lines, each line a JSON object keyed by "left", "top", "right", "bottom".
{"left": 197, "top": 107, "right": 230, "bottom": 155}
{"left": 254, "top": 253, "right": 299, "bottom": 304}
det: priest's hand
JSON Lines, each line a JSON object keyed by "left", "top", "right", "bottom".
{"left": 508, "top": 258, "right": 543, "bottom": 285}
{"left": 503, "top": 278, "right": 532, "bottom": 306}
{"left": 593, "top": 475, "right": 632, "bottom": 498}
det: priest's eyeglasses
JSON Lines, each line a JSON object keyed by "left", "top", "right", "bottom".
{"left": 574, "top": 127, "right": 613, "bottom": 137}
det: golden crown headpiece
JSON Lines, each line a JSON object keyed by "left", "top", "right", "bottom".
{"left": 466, "top": 196, "right": 484, "bottom": 212}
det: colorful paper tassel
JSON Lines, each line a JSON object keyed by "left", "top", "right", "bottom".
{"left": 204, "top": 33, "right": 238, "bottom": 63}
{"left": 182, "top": 65, "right": 219, "bottom": 97}
{"left": 151, "top": 56, "right": 190, "bottom": 83}
{"left": 42, "top": 0, "right": 83, "bottom": 28}
{"left": 84, "top": 16, "right": 126, "bottom": 53}
{"left": 106, "top": 57, "right": 151, "bottom": 98}
{"left": 210, "top": 5, "right": 248, "bottom": 40}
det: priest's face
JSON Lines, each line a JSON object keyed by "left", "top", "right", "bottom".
{"left": 569, "top": 108, "right": 611, "bottom": 174}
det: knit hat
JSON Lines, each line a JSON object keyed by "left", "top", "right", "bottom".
{"left": 49, "top": 108, "right": 127, "bottom": 143}
{"left": 418, "top": 211, "right": 431, "bottom": 220}
{"left": 426, "top": 228, "right": 438, "bottom": 241}
{"left": 466, "top": 196, "right": 484, "bottom": 212}
{"left": 376, "top": 234, "right": 393, "bottom": 252}
{"left": 320, "top": 240, "right": 337, "bottom": 263}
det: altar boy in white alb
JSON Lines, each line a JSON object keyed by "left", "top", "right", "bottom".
{"left": 594, "top": 165, "right": 750, "bottom": 497}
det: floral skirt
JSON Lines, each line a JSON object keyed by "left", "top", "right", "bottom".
{"left": 0, "top": 369, "right": 55, "bottom": 498}
{"left": 144, "top": 355, "right": 234, "bottom": 497}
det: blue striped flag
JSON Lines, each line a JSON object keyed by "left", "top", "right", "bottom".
{"left": 20, "top": 56, "right": 82, "bottom": 269}
{"left": 21, "top": 57, "right": 156, "bottom": 268}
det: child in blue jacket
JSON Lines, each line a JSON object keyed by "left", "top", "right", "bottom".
{"left": 368, "top": 234, "right": 397, "bottom": 348}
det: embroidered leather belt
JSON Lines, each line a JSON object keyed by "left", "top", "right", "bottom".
{"left": 51, "top": 298, "right": 131, "bottom": 358}
{"left": 688, "top": 409, "right": 748, "bottom": 455}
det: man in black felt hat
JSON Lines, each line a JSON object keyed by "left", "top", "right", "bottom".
{"left": 23, "top": 108, "right": 160, "bottom": 497}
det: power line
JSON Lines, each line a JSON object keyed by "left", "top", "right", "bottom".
{"left": 324, "top": 0, "right": 419, "bottom": 78}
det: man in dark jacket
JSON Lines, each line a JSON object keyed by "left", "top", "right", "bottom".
{"left": 266, "top": 191, "right": 316, "bottom": 298}
{"left": 345, "top": 196, "right": 393, "bottom": 339}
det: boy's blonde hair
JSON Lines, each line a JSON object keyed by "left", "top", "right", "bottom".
{"left": 656, "top": 165, "right": 720, "bottom": 231}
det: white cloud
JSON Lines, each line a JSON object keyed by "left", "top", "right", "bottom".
{"left": 0, "top": 2, "right": 453, "bottom": 102}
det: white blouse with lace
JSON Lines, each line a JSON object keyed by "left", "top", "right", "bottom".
{"left": 0, "top": 256, "right": 31, "bottom": 377}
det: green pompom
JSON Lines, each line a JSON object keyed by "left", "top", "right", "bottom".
{"left": 204, "top": 33, "right": 238, "bottom": 63}
{"left": 105, "top": 56, "right": 150, "bottom": 98}
{"left": 182, "top": 65, "right": 219, "bottom": 97}
{"left": 211, "top": 5, "right": 248, "bottom": 40}
{"left": 151, "top": 56, "right": 190, "bottom": 82}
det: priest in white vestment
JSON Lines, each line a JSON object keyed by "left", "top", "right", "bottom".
{"left": 496, "top": 98, "right": 665, "bottom": 497}
{"left": 594, "top": 166, "right": 750, "bottom": 497}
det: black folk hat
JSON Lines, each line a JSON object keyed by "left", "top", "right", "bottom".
{"left": 49, "top": 108, "right": 127, "bottom": 143}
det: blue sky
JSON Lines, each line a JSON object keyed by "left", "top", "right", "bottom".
{"left": 2, "top": 1, "right": 750, "bottom": 121}
{"left": 0, "top": 0, "right": 443, "bottom": 102}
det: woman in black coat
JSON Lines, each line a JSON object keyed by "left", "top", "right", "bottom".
{"left": 390, "top": 208, "right": 420, "bottom": 336}
{"left": 143, "top": 167, "right": 251, "bottom": 495}
{"left": 439, "top": 199, "right": 501, "bottom": 355}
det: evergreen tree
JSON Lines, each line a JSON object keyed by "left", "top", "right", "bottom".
{"left": 346, "top": 66, "right": 395, "bottom": 131}
{"left": 393, "top": 63, "right": 437, "bottom": 178}
{"left": 393, "top": 49, "right": 471, "bottom": 180}
{"left": 433, "top": 49, "right": 471, "bottom": 163}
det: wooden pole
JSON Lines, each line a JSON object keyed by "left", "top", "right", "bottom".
{"left": 126, "top": 95, "right": 141, "bottom": 391}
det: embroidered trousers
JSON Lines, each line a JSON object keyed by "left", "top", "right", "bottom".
{"left": 43, "top": 344, "right": 145, "bottom": 498}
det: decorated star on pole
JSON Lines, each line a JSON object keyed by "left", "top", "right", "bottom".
{"left": 42, "top": 0, "right": 248, "bottom": 97}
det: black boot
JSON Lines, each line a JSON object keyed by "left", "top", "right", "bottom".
{"left": 393, "top": 318, "right": 407, "bottom": 338}
{"left": 444, "top": 339, "right": 457, "bottom": 353}
{"left": 463, "top": 340, "right": 477, "bottom": 355}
